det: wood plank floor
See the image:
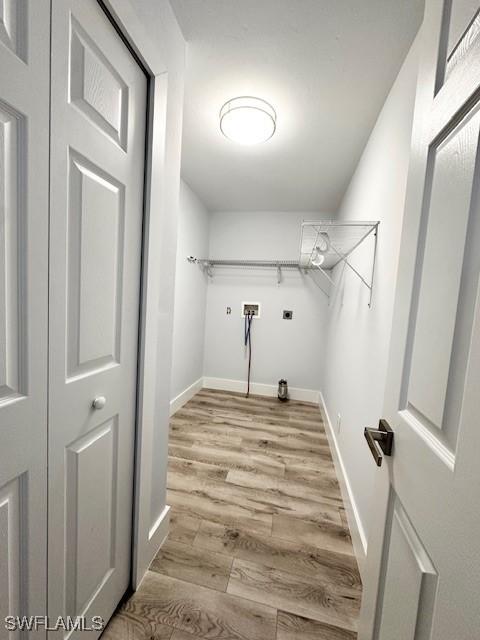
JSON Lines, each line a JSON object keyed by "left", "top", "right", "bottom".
{"left": 103, "top": 389, "right": 362, "bottom": 640}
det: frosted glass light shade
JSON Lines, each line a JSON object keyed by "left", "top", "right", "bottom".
{"left": 220, "top": 97, "right": 276, "bottom": 145}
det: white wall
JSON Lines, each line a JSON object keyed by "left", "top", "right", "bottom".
{"left": 321, "top": 37, "right": 420, "bottom": 560}
{"left": 171, "top": 180, "right": 210, "bottom": 403}
{"left": 203, "top": 211, "right": 331, "bottom": 396}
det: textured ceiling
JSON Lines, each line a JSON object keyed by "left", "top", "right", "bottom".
{"left": 171, "top": 0, "right": 424, "bottom": 212}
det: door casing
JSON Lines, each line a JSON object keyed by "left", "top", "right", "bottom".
{"left": 97, "top": 0, "right": 180, "bottom": 589}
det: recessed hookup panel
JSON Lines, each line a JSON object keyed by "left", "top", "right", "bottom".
{"left": 241, "top": 302, "right": 261, "bottom": 318}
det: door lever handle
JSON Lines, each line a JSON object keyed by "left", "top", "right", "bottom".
{"left": 364, "top": 419, "right": 394, "bottom": 467}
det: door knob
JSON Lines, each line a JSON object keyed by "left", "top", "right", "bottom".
{"left": 364, "top": 419, "right": 394, "bottom": 466}
{"left": 92, "top": 396, "right": 106, "bottom": 410}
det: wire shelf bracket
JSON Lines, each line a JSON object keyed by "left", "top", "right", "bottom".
{"left": 300, "top": 220, "right": 379, "bottom": 307}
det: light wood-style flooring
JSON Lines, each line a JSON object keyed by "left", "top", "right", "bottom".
{"left": 103, "top": 389, "right": 362, "bottom": 640}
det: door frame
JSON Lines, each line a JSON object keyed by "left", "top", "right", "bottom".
{"left": 96, "top": 0, "right": 180, "bottom": 589}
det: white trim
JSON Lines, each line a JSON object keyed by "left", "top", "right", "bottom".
{"left": 135, "top": 505, "right": 170, "bottom": 590}
{"left": 87, "top": 0, "right": 184, "bottom": 595}
{"left": 203, "top": 377, "right": 320, "bottom": 404}
{"left": 101, "top": 0, "right": 167, "bottom": 75}
{"left": 319, "top": 392, "right": 368, "bottom": 576}
{"left": 170, "top": 377, "right": 204, "bottom": 415}
{"left": 99, "top": 1, "right": 171, "bottom": 593}
{"left": 148, "top": 504, "right": 170, "bottom": 541}
{"left": 131, "top": 73, "right": 170, "bottom": 590}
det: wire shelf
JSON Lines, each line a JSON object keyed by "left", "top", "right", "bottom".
{"left": 300, "top": 220, "right": 379, "bottom": 306}
{"left": 300, "top": 220, "right": 379, "bottom": 269}
{"left": 187, "top": 219, "right": 379, "bottom": 305}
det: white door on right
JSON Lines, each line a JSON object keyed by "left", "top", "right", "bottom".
{"left": 359, "top": 1, "right": 480, "bottom": 639}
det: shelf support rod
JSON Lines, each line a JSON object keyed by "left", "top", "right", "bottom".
{"left": 328, "top": 223, "right": 378, "bottom": 270}
{"left": 330, "top": 245, "right": 372, "bottom": 291}
{"left": 315, "top": 265, "right": 335, "bottom": 285}
{"left": 368, "top": 227, "right": 379, "bottom": 308}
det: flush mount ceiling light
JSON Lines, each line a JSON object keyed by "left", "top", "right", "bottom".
{"left": 311, "top": 233, "right": 330, "bottom": 267}
{"left": 219, "top": 96, "right": 276, "bottom": 145}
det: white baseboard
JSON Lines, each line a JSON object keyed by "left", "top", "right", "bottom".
{"left": 170, "top": 377, "right": 204, "bottom": 416}
{"left": 319, "top": 392, "right": 367, "bottom": 576}
{"left": 134, "top": 504, "right": 170, "bottom": 590}
{"left": 203, "top": 376, "right": 320, "bottom": 404}
{"left": 148, "top": 504, "right": 170, "bottom": 543}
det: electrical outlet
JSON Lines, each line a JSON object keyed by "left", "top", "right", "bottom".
{"left": 336, "top": 413, "right": 342, "bottom": 434}
{"left": 226, "top": 306, "right": 231, "bottom": 315}
{"left": 283, "top": 310, "right": 293, "bottom": 320}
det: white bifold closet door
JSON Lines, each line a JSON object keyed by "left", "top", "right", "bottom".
{"left": 48, "top": 0, "right": 147, "bottom": 635}
{"left": 0, "top": 0, "right": 50, "bottom": 632}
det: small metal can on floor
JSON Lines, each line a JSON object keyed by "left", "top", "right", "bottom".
{"left": 278, "top": 379, "right": 289, "bottom": 402}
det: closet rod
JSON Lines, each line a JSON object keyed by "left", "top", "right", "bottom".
{"left": 187, "top": 256, "right": 331, "bottom": 288}
{"left": 200, "top": 259, "right": 302, "bottom": 268}
{"left": 188, "top": 258, "right": 316, "bottom": 285}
